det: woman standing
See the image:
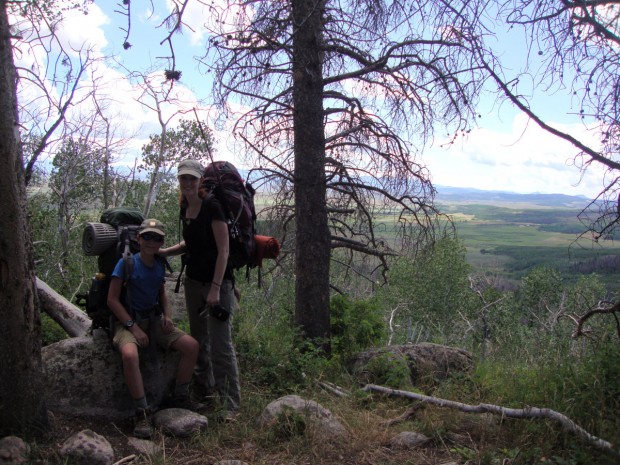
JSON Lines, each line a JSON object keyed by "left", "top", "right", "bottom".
{"left": 160, "top": 159, "right": 240, "bottom": 421}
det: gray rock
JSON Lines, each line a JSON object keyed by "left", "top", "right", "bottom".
{"left": 152, "top": 408, "right": 209, "bottom": 437}
{"left": 259, "top": 394, "right": 347, "bottom": 438}
{"left": 58, "top": 429, "right": 114, "bottom": 465}
{"left": 0, "top": 436, "right": 29, "bottom": 465}
{"left": 43, "top": 335, "right": 180, "bottom": 419}
{"left": 350, "top": 342, "right": 473, "bottom": 386}
{"left": 127, "top": 437, "right": 161, "bottom": 456}
{"left": 388, "top": 431, "right": 430, "bottom": 449}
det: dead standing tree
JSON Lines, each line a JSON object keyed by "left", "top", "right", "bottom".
{"left": 124, "top": 69, "right": 199, "bottom": 217}
{"left": 10, "top": 0, "right": 102, "bottom": 187}
{"left": 116, "top": 0, "right": 493, "bottom": 346}
{"left": 197, "top": 0, "right": 491, "bottom": 345}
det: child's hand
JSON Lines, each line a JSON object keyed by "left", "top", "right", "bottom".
{"left": 162, "top": 316, "right": 174, "bottom": 333}
{"left": 130, "top": 325, "right": 149, "bottom": 348}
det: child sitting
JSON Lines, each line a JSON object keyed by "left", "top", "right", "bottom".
{"left": 107, "top": 218, "right": 204, "bottom": 438}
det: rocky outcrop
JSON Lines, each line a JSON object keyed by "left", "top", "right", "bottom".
{"left": 42, "top": 332, "right": 180, "bottom": 419}
{"left": 41, "top": 275, "right": 189, "bottom": 420}
{"left": 1, "top": 395, "right": 346, "bottom": 464}
{"left": 349, "top": 342, "right": 473, "bottom": 387}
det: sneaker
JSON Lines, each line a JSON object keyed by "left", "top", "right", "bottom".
{"left": 133, "top": 409, "right": 153, "bottom": 439}
{"left": 166, "top": 394, "right": 208, "bottom": 414}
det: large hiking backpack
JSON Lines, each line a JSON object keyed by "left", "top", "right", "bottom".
{"left": 80, "top": 207, "right": 144, "bottom": 333}
{"left": 201, "top": 161, "right": 258, "bottom": 270}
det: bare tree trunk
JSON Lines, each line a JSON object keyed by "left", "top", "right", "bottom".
{"left": 0, "top": 0, "right": 48, "bottom": 436}
{"left": 292, "top": 0, "right": 331, "bottom": 349}
{"left": 143, "top": 97, "right": 167, "bottom": 217}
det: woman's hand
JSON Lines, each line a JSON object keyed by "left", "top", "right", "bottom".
{"left": 206, "top": 285, "right": 220, "bottom": 308}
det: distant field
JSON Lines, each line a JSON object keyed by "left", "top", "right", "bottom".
{"left": 441, "top": 199, "right": 620, "bottom": 287}
{"left": 255, "top": 187, "right": 620, "bottom": 287}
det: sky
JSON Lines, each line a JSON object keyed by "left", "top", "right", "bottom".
{"left": 13, "top": 1, "right": 609, "bottom": 199}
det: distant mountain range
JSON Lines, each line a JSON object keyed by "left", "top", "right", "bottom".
{"left": 434, "top": 186, "right": 592, "bottom": 208}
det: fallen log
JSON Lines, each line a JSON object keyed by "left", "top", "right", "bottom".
{"left": 363, "top": 383, "right": 618, "bottom": 457}
{"left": 36, "top": 278, "right": 91, "bottom": 337}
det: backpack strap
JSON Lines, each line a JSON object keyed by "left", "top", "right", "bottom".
{"left": 174, "top": 209, "right": 186, "bottom": 293}
{"left": 175, "top": 255, "right": 186, "bottom": 293}
{"left": 203, "top": 194, "right": 236, "bottom": 288}
{"left": 121, "top": 230, "right": 135, "bottom": 320}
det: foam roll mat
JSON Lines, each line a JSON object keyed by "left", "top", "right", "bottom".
{"left": 82, "top": 222, "right": 118, "bottom": 256}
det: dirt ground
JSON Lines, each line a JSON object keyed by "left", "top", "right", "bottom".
{"left": 28, "top": 408, "right": 461, "bottom": 465}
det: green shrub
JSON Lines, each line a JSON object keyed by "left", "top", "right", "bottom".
{"left": 269, "top": 405, "right": 306, "bottom": 440}
{"left": 234, "top": 304, "right": 329, "bottom": 394}
{"left": 365, "top": 352, "right": 411, "bottom": 389}
{"left": 41, "top": 313, "right": 68, "bottom": 346}
{"left": 330, "top": 294, "right": 386, "bottom": 360}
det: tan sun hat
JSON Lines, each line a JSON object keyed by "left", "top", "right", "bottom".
{"left": 139, "top": 218, "right": 165, "bottom": 236}
{"left": 177, "top": 159, "right": 203, "bottom": 179}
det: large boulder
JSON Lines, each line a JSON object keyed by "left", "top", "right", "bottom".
{"left": 259, "top": 394, "right": 347, "bottom": 438}
{"left": 58, "top": 429, "right": 114, "bottom": 465}
{"left": 42, "top": 331, "right": 180, "bottom": 420}
{"left": 350, "top": 343, "right": 473, "bottom": 387}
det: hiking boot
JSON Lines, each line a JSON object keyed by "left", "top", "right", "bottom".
{"left": 166, "top": 394, "right": 208, "bottom": 414}
{"left": 215, "top": 409, "right": 238, "bottom": 423}
{"left": 133, "top": 409, "right": 153, "bottom": 439}
{"left": 223, "top": 410, "right": 238, "bottom": 423}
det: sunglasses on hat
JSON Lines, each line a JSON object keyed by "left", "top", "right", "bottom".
{"left": 140, "top": 233, "right": 164, "bottom": 243}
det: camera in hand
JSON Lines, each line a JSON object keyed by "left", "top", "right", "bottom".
{"left": 209, "top": 304, "right": 230, "bottom": 321}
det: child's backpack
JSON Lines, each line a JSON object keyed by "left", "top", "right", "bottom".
{"left": 201, "top": 161, "right": 258, "bottom": 270}
{"left": 80, "top": 207, "right": 145, "bottom": 334}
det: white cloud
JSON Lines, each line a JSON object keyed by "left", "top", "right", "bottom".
{"left": 162, "top": 0, "right": 241, "bottom": 47}
{"left": 424, "top": 112, "right": 606, "bottom": 198}
{"left": 56, "top": 3, "right": 109, "bottom": 55}
{"left": 14, "top": 1, "right": 609, "bottom": 200}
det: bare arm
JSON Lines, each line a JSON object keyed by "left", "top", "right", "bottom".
{"left": 207, "top": 219, "right": 229, "bottom": 307}
{"left": 159, "top": 240, "right": 187, "bottom": 257}
{"left": 107, "top": 277, "right": 133, "bottom": 325}
{"left": 107, "top": 277, "right": 149, "bottom": 346}
{"left": 159, "top": 282, "right": 174, "bottom": 333}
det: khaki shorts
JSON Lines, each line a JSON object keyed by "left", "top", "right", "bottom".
{"left": 113, "top": 318, "right": 187, "bottom": 350}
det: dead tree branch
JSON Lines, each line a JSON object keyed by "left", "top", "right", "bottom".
{"left": 566, "top": 299, "right": 620, "bottom": 339}
{"left": 36, "top": 278, "right": 90, "bottom": 337}
{"left": 363, "top": 384, "right": 618, "bottom": 456}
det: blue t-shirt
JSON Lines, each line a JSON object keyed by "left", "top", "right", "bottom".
{"left": 112, "top": 254, "right": 165, "bottom": 319}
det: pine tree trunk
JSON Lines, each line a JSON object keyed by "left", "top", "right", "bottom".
{"left": 292, "top": 0, "right": 331, "bottom": 349}
{"left": 0, "top": 0, "right": 48, "bottom": 437}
